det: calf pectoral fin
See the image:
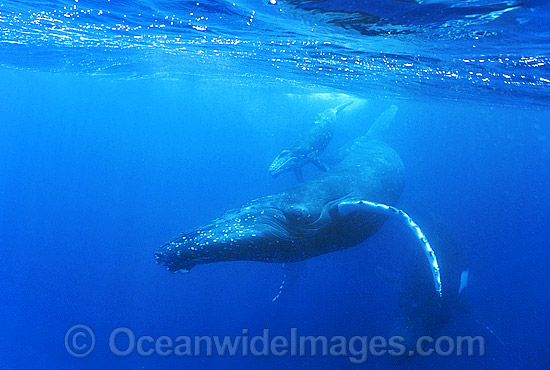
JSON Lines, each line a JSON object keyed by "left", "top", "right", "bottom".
{"left": 337, "top": 200, "right": 442, "bottom": 297}
{"left": 310, "top": 156, "right": 330, "bottom": 172}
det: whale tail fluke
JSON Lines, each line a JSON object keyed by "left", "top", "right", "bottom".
{"left": 365, "top": 104, "right": 399, "bottom": 139}
{"left": 337, "top": 104, "right": 399, "bottom": 161}
{"left": 334, "top": 101, "right": 354, "bottom": 114}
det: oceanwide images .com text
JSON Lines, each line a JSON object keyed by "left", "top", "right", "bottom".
{"left": 65, "top": 325, "right": 486, "bottom": 364}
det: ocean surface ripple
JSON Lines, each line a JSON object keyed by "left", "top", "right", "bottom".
{"left": 1, "top": 0, "right": 549, "bottom": 104}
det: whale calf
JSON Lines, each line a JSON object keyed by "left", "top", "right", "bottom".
{"left": 155, "top": 106, "right": 442, "bottom": 295}
{"left": 268, "top": 101, "right": 353, "bottom": 181}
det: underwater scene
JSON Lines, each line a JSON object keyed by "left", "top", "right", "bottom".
{"left": 1, "top": 0, "right": 549, "bottom": 369}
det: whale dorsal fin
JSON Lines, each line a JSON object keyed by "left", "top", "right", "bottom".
{"left": 336, "top": 200, "right": 442, "bottom": 297}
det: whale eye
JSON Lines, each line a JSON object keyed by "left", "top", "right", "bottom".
{"left": 282, "top": 205, "right": 311, "bottom": 224}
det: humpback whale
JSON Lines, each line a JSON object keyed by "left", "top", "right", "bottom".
{"left": 268, "top": 101, "right": 353, "bottom": 182}
{"left": 155, "top": 106, "right": 442, "bottom": 296}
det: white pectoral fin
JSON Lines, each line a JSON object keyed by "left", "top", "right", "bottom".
{"left": 337, "top": 200, "right": 443, "bottom": 297}
{"left": 337, "top": 200, "right": 392, "bottom": 217}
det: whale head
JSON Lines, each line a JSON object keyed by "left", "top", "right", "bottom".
{"left": 154, "top": 198, "right": 334, "bottom": 272}
{"left": 269, "top": 148, "right": 308, "bottom": 177}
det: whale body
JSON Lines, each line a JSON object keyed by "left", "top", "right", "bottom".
{"left": 155, "top": 137, "right": 404, "bottom": 272}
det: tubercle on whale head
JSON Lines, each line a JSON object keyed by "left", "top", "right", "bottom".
{"left": 154, "top": 240, "right": 198, "bottom": 272}
{"left": 154, "top": 222, "right": 256, "bottom": 273}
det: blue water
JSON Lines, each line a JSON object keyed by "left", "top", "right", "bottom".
{"left": 1, "top": 0, "right": 549, "bottom": 369}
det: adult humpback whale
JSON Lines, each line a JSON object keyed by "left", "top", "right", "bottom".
{"left": 268, "top": 101, "right": 353, "bottom": 182}
{"left": 155, "top": 106, "right": 442, "bottom": 295}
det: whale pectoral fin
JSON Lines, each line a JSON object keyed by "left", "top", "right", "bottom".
{"left": 272, "top": 261, "right": 307, "bottom": 302}
{"left": 337, "top": 200, "right": 442, "bottom": 297}
{"left": 310, "top": 156, "right": 330, "bottom": 172}
{"left": 294, "top": 167, "right": 304, "bottom": 182}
